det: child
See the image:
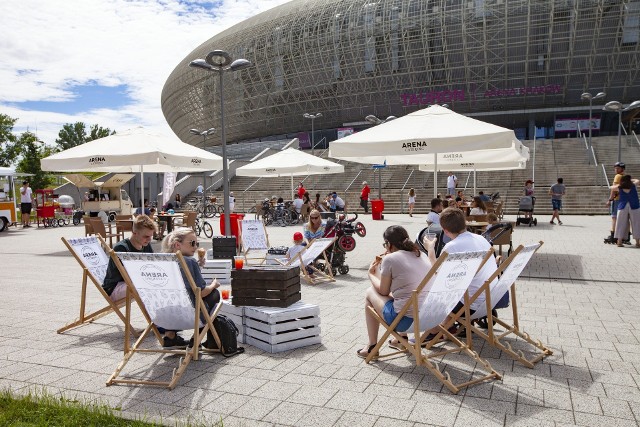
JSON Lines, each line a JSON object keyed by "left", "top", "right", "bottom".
{"left": 408, "top": 188, "right": 416, "bottom": 217}
{"left": 287, "top": 231, "right": 313, "bottom": 275}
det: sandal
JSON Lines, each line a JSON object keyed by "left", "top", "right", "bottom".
{"left": 388, "top": 338, "right": 406, "bottom": 351}
{"left": 356, "top": 344, "right": 376, "bottom": 359}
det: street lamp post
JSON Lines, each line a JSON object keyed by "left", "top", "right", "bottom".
{"left": 189, "top": 50, "right": 252, "bottom": 236}
{"left": 303, "top": 113, "right": 322, "bottom": 155}
{"left": 603, "top": 100, "right": 640, "bottom": 164}
{"left": 580, "top": 92, "right": 606, "bottom": 161}
{"left": 189, "top": 128, "right": 216, "bottom": 198}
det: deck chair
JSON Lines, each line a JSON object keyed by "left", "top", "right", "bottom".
{"left": 276, "top": 237, "right": 336, "bottom": 285}
{"left": 89, "top": 217, "right": 119, "bottom": 248}
{"left": 365, "top": 249, "right": 502, "bottom": 394}
{"left": 482, "top": 222, "right": 514, "bottom": 256}
{"left": 106, "top": 252, "right": 223, "bottom": 390}
{"left": 450, "top": 241, "right": 552, "bottom": 368}
{"left": 57, "top": 236, "right": 138, "bottom": 335}
{"left": 115, "top": 215, "right": 133, "bottom": 240}
{"left": 239, "top": 219, "right": 270, "bottom": 265}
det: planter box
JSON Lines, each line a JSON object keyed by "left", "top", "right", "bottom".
{"left": 201, "top": 259, "right": 232, "bottom": 286}
{"left": 231, "top": 266, "right": 301, "bottom": 308}
{"left": 211, "top": 236, "right": 236, "bottom": 261}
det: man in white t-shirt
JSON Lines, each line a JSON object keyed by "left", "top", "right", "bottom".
{"left": 446, "top": 172, "right": 458, "bottom": 196}
{"left": 425, "top": 207, "right": 496, "bottom": 311}
{"left": 292, "top": 194, "right": 304, "bottom": 213}
{"left": 426, "top": 198, "right": 443, "bottom": 226}
{"left": 20, "top": 181, "right": 33, "bottom": 228}
{"left": 196, "top": 183, "right": 204, "bottom": 195}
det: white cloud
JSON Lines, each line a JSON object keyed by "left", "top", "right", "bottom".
{"left": 0, "top": 0, "right": 290, "bottom": 144}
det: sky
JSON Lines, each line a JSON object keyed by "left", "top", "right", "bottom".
{"left": 0, "top": 0, "right": 291, "bottom": 145}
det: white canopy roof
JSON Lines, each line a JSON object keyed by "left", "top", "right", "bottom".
{"left": 414, "top": 140, "right": 529, "bottom": 171}
{"left": 41, "top": 127, "right": 224, "bottom": 173}
{"left": 0, "top": 167, "right": 16, "bottom": 176}
{"left": 235, "top": 148, "right": 344, "bottom": 177}
{"left": 329, "top": 105, "right": 517, "bottom": 163}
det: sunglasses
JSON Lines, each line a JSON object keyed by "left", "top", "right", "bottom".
{"left": 188, "top": 240, "right": 199, "bottom": 248}
{"left": 310, "top": 216, "right": 320, "bottom": 220}
{"left": 383, "top": 241, "right": 390, "bottom": 248}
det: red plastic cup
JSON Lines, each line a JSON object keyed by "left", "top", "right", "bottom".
{"left": 221, "top": 289, "right": 230, "bottom": 300}
{"left": 234, "top": 256, "right": 244, "bottom": 270}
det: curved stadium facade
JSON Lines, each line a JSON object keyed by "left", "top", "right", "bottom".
{"left": 162, "top": 0, "right": 640, "bottom": 147}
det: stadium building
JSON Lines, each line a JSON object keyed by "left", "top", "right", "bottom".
{"left": 162, "top": 0, "right": 640, "bottom": 148}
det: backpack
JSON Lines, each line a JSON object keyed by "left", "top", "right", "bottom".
{"left": 211, "top": 315, "right": 245, "bottom": 357}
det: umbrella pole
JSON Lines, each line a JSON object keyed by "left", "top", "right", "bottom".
{"left": 291, "top": 175, "right": 294, "bottom": 200}
{"left": 433, "top": 153, "right": 438, "bottom": 198}
{"left": 474, "top": 169, "right": 477, "bottom": 195}
{"left": 140, "top": 167, "right": 145, "bottom": 211}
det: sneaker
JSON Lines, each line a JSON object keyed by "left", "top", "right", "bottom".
{"left": 188, "top": 335, "right": 202, "bottom": 348}
{"left": 163, "top": 335, "right": 188, "bottom": 349}
{"left": 549, "top": 221, "right": 555, "bottom": 225}
{"left": 558, "top": 221, "right": 563, "bottom": 225}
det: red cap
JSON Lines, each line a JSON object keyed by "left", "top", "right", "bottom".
{"left": 293, "top": 232, "right": 303, "bottom": 241}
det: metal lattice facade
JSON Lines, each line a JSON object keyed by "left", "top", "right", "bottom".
{"left": 161, "top": 0, "right": 640, "bottom": 146}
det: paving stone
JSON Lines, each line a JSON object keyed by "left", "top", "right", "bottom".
{"left": 408, "top": 402, "right": 459, "bottom": 426}
{"left": 365, "top": 395, "right": 417, "bottom": 419}
{"left": 231, "top": 396, "right": 280, "bottom": 420}
{"left": 453, "top": 408, "right": 504, "bottom": 426}
{"left": 262, "top": 401, "right": 310, "bottom": 425}
{"left": 334, "top": 411, "right": 379, "bottom": 427}
{"left": 286, "top": 385, "right": 337, "bottom": 407}
{"left": 250, "top": 380, "right": 301, "bottom": 400}
{"left": 294, "top": 406, "right": 344, "bottom": 427}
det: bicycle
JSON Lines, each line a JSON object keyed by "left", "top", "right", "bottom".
{"left": 195, "top": 215, "right": 213, "bottom": 238}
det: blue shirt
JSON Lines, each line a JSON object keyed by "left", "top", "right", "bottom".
{"left": 618, "top": 185, "right": 639, "bottom": 210}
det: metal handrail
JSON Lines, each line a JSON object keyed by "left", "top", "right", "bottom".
{"left": 600, "top": 164, "right": 610, "bottom": 188}
{"left": 313, "top": 137, "right": 327, "bottom": 153}
{"left": 632, "top": 131, "right": 640, "bottom": 148}
{"left": 345, "top": 170, "right": 363, "bottom": 193}
{"left": 241, "top": 177, "right": 263, "bottom": 213}
{"left": 464, "top": 172, "right": 471, "bottom": 191}
{"left": 590, "top": 146, "right": 598, "bottom": 166}
{"left": 577, "top": 123, "right": 582, "bottom": 139}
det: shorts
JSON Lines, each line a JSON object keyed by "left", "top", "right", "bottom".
{"left": 20, "top": 203, "right": 32, "bottom": 214}
{"left": 610, "top": 201, "right": 619, "bottom": 218}
{"left": 109, "top": 281, "right": 127, "bottom": 302}
{"left": 382, "top": 300, "right": 413, "bottom": 332}
{"left": 551, "top": 199, "right": 562, "bottom": 211}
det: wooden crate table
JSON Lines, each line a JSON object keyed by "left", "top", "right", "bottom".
{"left": 220, "top": 299, "right": 245, "bottom": 344}
{"left": 243, "top": 301, "right": 321, "bottom": 353}
{"left": 231, "top": 266, "right": 301, "bottom": 308}
{"left": 201, "top": 258, "right": 232, "bottom": 285}
{"left": 211, "top": 236, "right": 236, "bottom": 262}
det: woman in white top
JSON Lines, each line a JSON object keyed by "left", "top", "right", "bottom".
{"left": 469, "top": 196, "right": 487, "bottom": 216}
{"left": 407, "top": 188, "right": 416, "bottom": 217}
{"left": 357, "top": 225, "right": 432, "bottom": 358}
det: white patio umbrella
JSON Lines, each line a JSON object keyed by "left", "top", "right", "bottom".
{"left": 329, "top": 105, "right": 519, "bottom": 196}
{"left": 235, "top": 148, "right": 344, "bottom": 199}
{"left": 41, "top": 127, "right": 224, "bottom": 207}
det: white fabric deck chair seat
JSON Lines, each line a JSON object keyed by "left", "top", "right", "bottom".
{"left": 276, "top": 237, "right": 336, "bottom": 284}
{"left": 240, "top": 219, "right": 270, "bottom": 265}
{"left": 365, "top": 249, "right": 502, "bottom": 394}
{"left": 106, "top": 252, "right": 223, "bottom": 390}
{"left": 58, "top": 236, "right": 138, "bottom": 335}
{"left": 450, "top": 241, "right": 552, "bottom": 368}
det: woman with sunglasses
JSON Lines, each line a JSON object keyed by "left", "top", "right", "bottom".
{"left": 162, "top": 228, "right": 221, "bottom": 348}
{"left": 303, "top": 209, "right": 326, "bottom": 242}
{"left": 357, "top": 225, "right": 432, "bottom": 358}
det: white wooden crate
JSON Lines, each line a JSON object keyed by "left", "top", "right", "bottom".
{"left": 201, "top": 259, "right": 232, "bottom": 285}
{"left": 243, "top": 301, "right": 321, "bottom": 353}
{"left": 220, "top": 300, "right": 244, "bottom": 344}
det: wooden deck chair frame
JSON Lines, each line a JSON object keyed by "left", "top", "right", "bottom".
{"left": 89, "top": 217, "right": 119, "bottom": 248}
{"left": 276, "top": 237, "right": 336, "bottom": 285}
{"left": 364, "top": 249, "right": 502, "bottom": 394}
{"left": 239, "top": 219, "right": 270, "bottom": 265}
{"left": 448, "top": 241, "right": 552, "bottom": 368}
{"left": 106, "top": 251, "right": 223, "bottom": 390}
{"left": 57, "top": 235, "right": 139, "bottom": 336}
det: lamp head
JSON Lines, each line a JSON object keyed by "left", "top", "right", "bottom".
{"left": 594, "top": 92, "right": 606, "bottom": 100}
{"left": 603, "top": 101, "right": 623, "bottom": 112}
{"left": 581, "top": 92, "right": 592, "bottom": 101}
{"left": 385, "top": 115, "right": 398, "bottom": 122}
{"left": 205, "top": 127, "right": 216, "bottom": 135}
{"left": 625, "top": 100, "right": 640, "bottom": 110}
{"left": 189, "top": 129, "right": 201, "bottom": 135}
{"left": 205, "top": 50, "right": 232, "bottom": 67}
{"left": 189, "top": 59, "right": 214, "bottom": 71}
{"left": 229, "top": 59, "right": 252, "bottom": 71}
{"left": 365, "top": 114, "right": 382, "bottom": 125}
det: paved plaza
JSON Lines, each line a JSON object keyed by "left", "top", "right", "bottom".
{"left": 1, "top": 213, "right": 640, "bottom": 426}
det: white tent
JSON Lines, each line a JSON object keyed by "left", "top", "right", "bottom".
{"left": 41, "top": 127, "right": 224, "bottom": 207}
{"left": 235, "top": 148, "right": 344, "bottom": 199}
{"left": 329, "top": 105, "right": 520, "bottom": 196}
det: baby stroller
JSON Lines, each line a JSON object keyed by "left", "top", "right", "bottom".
{"left": 317, "top": 213, "right": 366, "bottom": 276}
{"left": 515, "top": 196, "right": 537, "bottom": 226}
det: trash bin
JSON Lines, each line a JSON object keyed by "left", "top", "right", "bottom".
{"left": 371, "top": 199, "right": 384, "bottom": 220}
{"left": 220, "top": 213, "right": 245, "bottom": 246}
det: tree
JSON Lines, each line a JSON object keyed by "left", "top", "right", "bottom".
{"left": 55, "top": 122, "right": 115, "bottom": 151}
{"left": 0, "top": 114, "right": 19, "bottom": 167}
{"left": 15, "top": 132, "right": 55, "bottom": 190}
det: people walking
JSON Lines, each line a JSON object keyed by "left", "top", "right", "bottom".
{"left": 360, "top": 181, "right": 371, "bottom": 214}
{"left": 549, "top": 178, "right": 566, "bottom": 225}
{"left": 407, "top": 188, "right": 416, "bottom": 217}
